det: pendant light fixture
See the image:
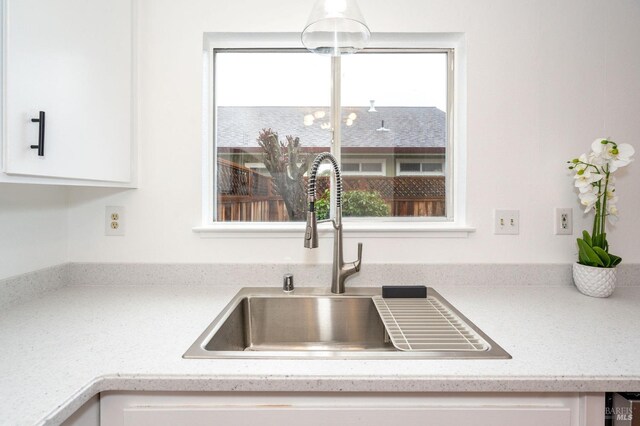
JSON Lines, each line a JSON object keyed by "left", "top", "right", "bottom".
{"left": 301, "top": 0, "right": 371, "bottom": 56}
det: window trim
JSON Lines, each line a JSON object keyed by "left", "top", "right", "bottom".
{"left": 197, "top": 32, "right": 471, "bottom": 236}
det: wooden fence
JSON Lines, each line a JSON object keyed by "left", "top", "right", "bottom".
{"left": 217, "top": 159, "right": 446, "bottom": 221}
{"left": 216, "top": 158, "right": 287, "bottom": 222}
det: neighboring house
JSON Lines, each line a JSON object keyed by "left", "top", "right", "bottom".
{"left": 216, "top": 105, "right": 448, "bottom": 220}
{"left": 216, "top": 105, "right": 447, "bottom": 177}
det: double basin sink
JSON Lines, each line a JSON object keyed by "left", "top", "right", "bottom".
{"left": 184, "top": 287, "right": 511, "bottom": 359}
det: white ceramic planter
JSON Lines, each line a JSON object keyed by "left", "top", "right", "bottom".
{"left": 572, "top": 262, "right": 617, "bottom": 298}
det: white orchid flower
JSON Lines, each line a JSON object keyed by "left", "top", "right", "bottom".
{"left": 578, "top": 153, "right": 589, "bottom": 165}
{"left": 573, "top": 163, "right": 587, "bottom": 173}
{"left": 606, "top": 187, "right": 618, "bottom": 205}
{"left": 579, "top": 183, "right": 596, "bottom": 193}
{"left": 579, "top": 191, "right": 598, "bottom": 213}
{"left": 591, "top": 138, "right": 609, "bottom": 158}
{"left": 607, "top": 204, "right": 619, "bottom": 224}
{"left": 591, "top": 138, "right": 610, "bottom": 156}
{"left": 574, "top": 168, "right": 603, "bottom": 189}
{"left": 576, "top": 154, "right": 600, "bottom": 173}
{"left": 609, "top": 143, "right": 635, "bottom": 172}
{"left": 578, "top": 181, "right": 600, "bottom": 194}
{"left": 588, "top": 150, "right": 606, "bottom": 166}
{"left": 591, "top": 138, "right": 635, "bottom": 172}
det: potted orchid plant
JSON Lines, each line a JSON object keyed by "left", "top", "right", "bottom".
{"left": 568, "top": 138, "right": 634, "bottom": 297}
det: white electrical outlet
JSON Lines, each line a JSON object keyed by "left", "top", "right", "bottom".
{"left": 554, "top": 208, "right": 573, "bottom": 235}
{"left": 105, "top": 206, "right": 125, "bottom": 236}
{"left": 494, "top": 209, "right": 519, "bottom": 235}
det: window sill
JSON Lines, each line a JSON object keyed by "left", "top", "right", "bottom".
{"left": 193, "top": 222, "right": 475, "bottom": 238}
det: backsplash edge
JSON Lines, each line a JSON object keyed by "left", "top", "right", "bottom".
{"left": 0, "top": 264, "right": 69, "bottom": 310}
{"left": 2, "top": 263, "right": 637, "bottom": 309}
{"left": 67, "top": 262, "right": 639, "bottom": 288}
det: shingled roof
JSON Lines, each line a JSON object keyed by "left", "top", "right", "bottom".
{"left": 217, "top": 106, "right": 446, "bottom": 151}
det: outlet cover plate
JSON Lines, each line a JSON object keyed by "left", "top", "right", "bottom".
{"left": 105, "top": 206, "right": 125, "bottom": 236}
{"left": 555, "top": 208, "right": 573, "bottom": 235}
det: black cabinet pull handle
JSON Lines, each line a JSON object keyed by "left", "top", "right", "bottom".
{"left": 30, "top": 111, "right": 45, "bottom": 156}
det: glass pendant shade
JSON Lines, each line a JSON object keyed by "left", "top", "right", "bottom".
{"left": 301, "top": 0, "right": 371, "bottom": 56}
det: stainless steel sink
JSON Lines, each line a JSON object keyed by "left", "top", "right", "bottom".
{"left": 183, "top": 287, "right": 511, "bottom": 359}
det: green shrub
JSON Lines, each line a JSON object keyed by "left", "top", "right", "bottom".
{"left": 316, "top": 189, "right": 389, "bottom": 220}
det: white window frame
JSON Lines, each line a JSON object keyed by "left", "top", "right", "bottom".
{"left": 341, "top": 159, "right": 386, "bottom": 176}
{"left": 396, "top": 159, "right": 445, "bottom": 176}
{"left": 195, "top": 33, "right": 472, "bottom": 237}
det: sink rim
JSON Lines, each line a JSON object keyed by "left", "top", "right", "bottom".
{"left": 183, "top": 287, "right": 512, "bottom": 360}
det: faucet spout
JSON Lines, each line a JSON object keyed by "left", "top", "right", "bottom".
{"left": 304, "top": 153, "right": 363, "bottom": 294}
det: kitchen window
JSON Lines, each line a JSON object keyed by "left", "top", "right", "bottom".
{"left": 200, "top": 33, "right": 468, "bottom": 233}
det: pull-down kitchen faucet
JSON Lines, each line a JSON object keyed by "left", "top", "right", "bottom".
{"left": 304, "top": 152, "right": 362, "bottom": 294}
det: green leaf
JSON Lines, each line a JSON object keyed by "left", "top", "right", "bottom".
{"left": 582, "top": 230, "right": 592, "bottom": 246}
{"left": 577, "top": 238, "right": 604, "bottom": 267}
{"left": 592, "top": 233, "right": 604, "bottom": 249}
{"left": 592, "top": 246, "right": 612, "bottom": 267}
{"left": 577, "top": 239, "right": 591, "bottom": 265}
{"left": 609, "top": 254, "right": 622, "bottom": 266}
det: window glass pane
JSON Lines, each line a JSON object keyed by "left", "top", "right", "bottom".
{"left": 400, "top": 163, "right": 421, "bottom": 172}
{"left": 421, "top": 162, "right": 443, "bottom": 173}
{"left": 214, "top": 50, "right": 450, "bottom": 222}
{"left": 341, "top": 52, "right": 448, "bottom": 218}
{"left": 361, "top": 162, "right": 382, "bottom": 172}
{"left": 342, "top": 163, "right": 360, "bottom": 172}
{"left": 215, "top": 52, "right": 331, "bottom": 222}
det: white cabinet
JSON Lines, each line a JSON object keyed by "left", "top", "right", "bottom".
{"left": 100, "top": 391, "right": 605, "bottom": 426}
{"left": 1, "top": 0, "right": 136, "bottom": 186}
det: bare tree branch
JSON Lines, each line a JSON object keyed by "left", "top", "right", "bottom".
{"left": 257, "top": 129, "right": 312, "bottom": 221}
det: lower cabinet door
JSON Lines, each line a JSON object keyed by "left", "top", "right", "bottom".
{"left": 100, "top": 391, "right": 602, "bottom": 426}
{"left": 122, "top": 406, "right": 570, "bottom": 426}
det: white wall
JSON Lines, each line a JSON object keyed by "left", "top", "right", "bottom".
{"left": 0, "top": 3, "right": 69, "bottom": 281}
{"left": 67, "top": 0, "right": 640, "bottom": 265}
{"left": 0, "top": 184, "right": 68, "bottom": 279}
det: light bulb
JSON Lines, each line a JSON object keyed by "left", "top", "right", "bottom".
{"left": 325, "top": 0, "right": 347, "bottom": 14}
{"left": 301, "top": 0, "right": 370, "bottom": 56}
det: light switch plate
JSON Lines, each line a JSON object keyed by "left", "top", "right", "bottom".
{"left": 494, "top": 209, "right": 519, "bottom": 235}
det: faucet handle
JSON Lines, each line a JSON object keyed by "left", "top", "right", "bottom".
{"left": 355, "top": 242, "right": 363, "bottom": 272}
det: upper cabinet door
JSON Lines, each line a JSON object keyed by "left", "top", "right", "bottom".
{"left": 3, "top": 0, "right": 133, "bottom": 182}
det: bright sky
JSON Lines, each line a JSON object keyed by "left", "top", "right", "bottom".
{"left": 216, "top": 52, "right": 448, "bottom": 111}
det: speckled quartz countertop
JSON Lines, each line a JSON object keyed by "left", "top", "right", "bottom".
{"left": 2, "top": 279, "right": 640, "bottom": 425}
